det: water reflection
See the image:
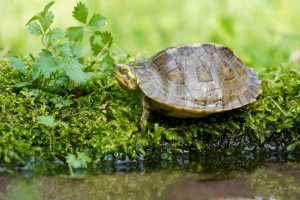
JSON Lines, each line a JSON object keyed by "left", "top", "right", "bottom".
{"left": 0, "top": 163, "right": 299, "bottom": 200}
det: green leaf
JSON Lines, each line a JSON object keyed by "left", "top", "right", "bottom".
{"left": 88, "top": 14, "right": 106, "bottom": 29}
{"left": 37, "top": 115, "right": 68, "bottom": 128}
{"left": 66, "top": 26, "right": 84, "bottom": 42}
{"left": 27, "top": 1, "right": 55, "bottom": 25}
{"left": 89, "top": 31, "right": 113, "bottom": 56}
{"left": 66, "top": 154, "right": 82, "bottom": 169}
{"left": 53, "top": 76, "right": 69, "bottom": 88}
{"left": 10, "top": 57, "right": 28, "bottom": 73}
{"left": 27, "top": 22, "right": 43, "bottom": 36}
{"left": 40, "top": 11, "right": 54, "bottom": 31}
{"left": 15, "top": 82, "right": 32, "bottom": 88}
{"left": 50, "top": 96, "right": 73, "bottom": 108}
{"left": 41, "top": 0, "right": 55, "bottom": 17}
{"left": 96, "top": 53, "right": 114, "bottom": 78}
{"left": 65, "top": 68, "right": 93, "bottom": 84}
{"left": 76, "top": 152, "right": 91, "bottom": 168}
{"left": 287, "top": 142, "right": 300, "bottom": 151}
{"left": 34, "top": 50, "right": 57, "bottom": 78}
{"left": 59, "top": 57, "right": 92, "bottom": 84}
{"left": 66, "top": 152, "right": 91, "bottom": 169}
{"left": 100, "top": 31, "right": 113, "bottom": 48}
{"left": 99, "top": 53, "right": 114, "bottom": 76}
{"left": 58, "top": 121, "right": 68, "bottom": 128}
{"left": 44, "top": 28, "right": 64, "bottom": 46}
{"left": 59, "top": 56, "right": 82, "bottom": 69}
{"left": 27, "top": 15, "right": 42, "bottom": 26}
{"left": 89, "top": 34, "right": 101, "bottom": 56}
{"left": 32, "top": 64, "right": 41, "bottom": 81}
{"left": 60, "top": 43, "right": 82, "bottom": 58}
{"left": 37, "top": 115, "right": 57, "bottom": 127}
{"left": 72, "top": 2, "right": 88, "bottom": 23}
{"left": 26, "top": 1, "right": 54, "bottom": 34}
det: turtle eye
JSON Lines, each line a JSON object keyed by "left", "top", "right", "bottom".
{"left": 121, "top": 67, "right": 129, "bottom": 74}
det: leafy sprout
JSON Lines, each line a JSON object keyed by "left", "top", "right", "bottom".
{"left": 10, "top": 1, "right": 114, "bottom": 95}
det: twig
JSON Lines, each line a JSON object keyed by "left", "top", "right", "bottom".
{"left": 268, "top": 96, "right": 289, "bottom": 117}
{"left": 96, "top": 42, "right": 110, "bottom": 60}
{"left": 101, "top": 81, "right": 117, "bottom": 90}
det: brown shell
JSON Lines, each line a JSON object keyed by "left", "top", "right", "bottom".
{"left": 135, "top": 43, "right": 261, "bottom": 115}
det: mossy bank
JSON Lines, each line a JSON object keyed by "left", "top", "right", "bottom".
{"left": 0, "top": 58, "right": 299, "bottom": 173}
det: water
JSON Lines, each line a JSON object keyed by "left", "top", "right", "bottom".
{"left": 1, "top": 163, "right": 299, "bottom": 200}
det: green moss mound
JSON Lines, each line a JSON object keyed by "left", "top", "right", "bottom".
{"left": 0, "top": 58, "right": 299, "bottom": 171}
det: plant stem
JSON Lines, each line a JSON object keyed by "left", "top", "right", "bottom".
{"left": 268, "top": 96, "right": 289, "bottom": 117}
{"left": 96, "top": 42, "right": 109, "bottom": 60}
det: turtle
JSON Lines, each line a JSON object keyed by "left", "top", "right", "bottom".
{"left": 113, "top": 43, "right": 261, "bottom": 128}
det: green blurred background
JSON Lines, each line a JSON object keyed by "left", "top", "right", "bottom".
{"left": 1, "top": 0, "right": 300, "bottom": 68}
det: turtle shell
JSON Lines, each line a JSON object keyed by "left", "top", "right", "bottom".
{"left": 135, "top": 43, "right": 261, "bottom": 116}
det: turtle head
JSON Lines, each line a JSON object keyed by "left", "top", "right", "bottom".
{"left": 113, "top": 64, "right": 139, "bottom": 91}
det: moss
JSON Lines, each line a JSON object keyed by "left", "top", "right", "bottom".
{"left": 0, "top": 58, "right": 299, "bottom": 171}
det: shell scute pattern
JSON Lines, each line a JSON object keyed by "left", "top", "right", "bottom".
{"left": 196, "top": 63, "right": 214, "bottom": 82}
{"left": 137, "top": 43, "right": 260, "bottom": 112}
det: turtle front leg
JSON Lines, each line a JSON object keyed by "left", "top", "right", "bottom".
{"left": 139, "top": 95, "right": 150, "bottom": 130}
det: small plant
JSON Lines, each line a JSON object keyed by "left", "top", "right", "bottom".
{"left": 37, "top": 115, "right": 68, "bottom": 152}
{"left": 37, "top": 115, "right": 68, "bottom": 128}
{"left": 66, "top": 152, "right": 91, "bottom": 177}
{"left": 10, "top": 1, "right": 114, "bottom": 94}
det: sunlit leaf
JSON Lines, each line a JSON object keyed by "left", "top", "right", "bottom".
{"left": 66, "top": 26, "right": 84, "bottom": 42}
{"left": 37, "top": 115, "right": 57, "bottom": 127}
{"left": 88, "top": 14, "right": 106, "bottom": 29}
{"left": 65, "top": 68, "right": 93, "bottom": 84}
{"left": 34, "top": 50, "right": 57, "bottom": 78}
{"left": 26, "top": 0, "right": 55, "bottom": 25}
{"left": 10, "top": 57, "right": 28, "bottom": 73}
{"left": 72, "top": 2, "right": 88, "bottom": 24}
{"left": 100, "top": 31, "right": 113, "bottom": 48}
{"left": 27, "top": 22, "right": 43, "bottom": 36}
{"left": 45, "top": 28, "right": 64, "bottom": 46}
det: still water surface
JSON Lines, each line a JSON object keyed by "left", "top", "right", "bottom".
{"left": 1, "top": 163, "right": 299, "bottom": 200}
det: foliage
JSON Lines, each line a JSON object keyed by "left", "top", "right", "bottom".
{"left": 37, "top": 115, "right": 67, "bottom": 128}
{"left": 0, "top": 1, "right": 299, "bottom": 173}
{"left": 0, "top": 57, "right": 299, "bottom": 171}
{"left": 2, "top": 0, "right": 300, "bottom": 69}
{"left": 66, "top": 152, "right": 91, "bottom": 177}
{"left": 10, "top": 1, "right": 114, "bottom": 94}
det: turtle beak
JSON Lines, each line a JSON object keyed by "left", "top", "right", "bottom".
{"left": 113, "top": 65, "right": 126, "bottom": 86}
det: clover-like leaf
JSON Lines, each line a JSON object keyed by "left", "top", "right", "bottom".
{"left": 34, "top": 50, "right": 57, "bottom": 78}
{"left": 65, "top": 68, "right": 93, "bottom": 84}
{"left": 37, "top": 115, "right": 57, "bottom": 127}
{"left": 100, "top": 31, "right": 113, "bottom": 48}
{"left": 66, "top": 152, "right": 91, "bottom": 170}
{"left": 60, "top": 43, "right": 82, "bottom": 58}
{"left": 40, "top": 11, "right": 54, "bottom": 32}
{"left": 27, "top": 22, "right": 43, "bottom": 36}
{"left": 45, "top": 28, "right": 64, "bottom": 46}
{"left": 72, "top": 2, "right": 89, "bottom": 24}
{"left": 88, "top": 14, "right": 106, "bottom": 29}
{"left": 27, "top": 1, "right": 55, "bottom": 25}
{"left": 66, "top": 26, "right": 84, "bottom": 42}
{"left": 10, "top": 57, "right": 28, "bottom": 73}
{"left": 26, "top": 1, "right": 55, "bottom": 34}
